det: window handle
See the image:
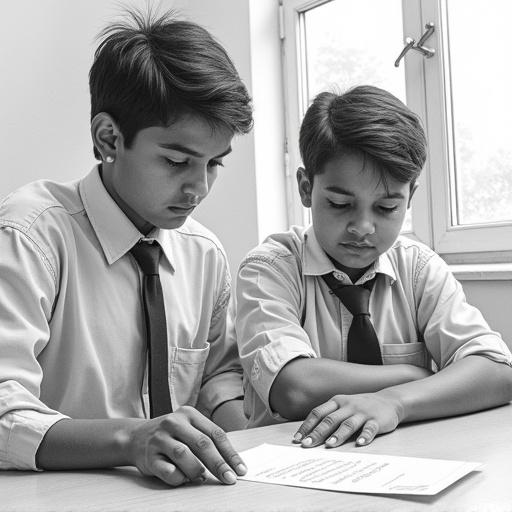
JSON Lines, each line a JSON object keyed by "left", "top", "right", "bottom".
{"left": 394, "top": 22, "right": 435, "bottom": 67}
{"left": 394, "top": 37, "right": 416, "bottom": 67}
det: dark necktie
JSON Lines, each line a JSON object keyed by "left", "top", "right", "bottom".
{"left": 131, "top": 240, "right": 173, "bottom": 417}
{"left": 322, "top": 273, "right": 382, "bottom": 365}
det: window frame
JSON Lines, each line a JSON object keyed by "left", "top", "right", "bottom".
{"left": 280, "top": 0, "right": 512, "bottom": 265}
{"left": 419, "top": 0, "right": 512, "bottom": 262}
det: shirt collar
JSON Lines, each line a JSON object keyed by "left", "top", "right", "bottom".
{"left": 303, "top": 225, "right": 337, "bottom": 276}
{"left": 302, "top": 224, "right": 397, "bottom": 284}
{"left": 373, "top": 249, "right": 396, "bottom": 284}
{"left": 79, "top": 166, "right": 174, "bottom": 268}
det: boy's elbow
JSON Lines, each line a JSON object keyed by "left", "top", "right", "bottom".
{"left": 269, "top": 376, "right": 312, "bottom": 420}
{"left": 501, "top": 363, "right": 512, "bottom": 399}
{"left": 483, "top": 358, "right": 512, "bottom": 404}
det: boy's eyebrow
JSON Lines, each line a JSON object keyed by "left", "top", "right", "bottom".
{"left": 324, "top": 185, "right": 406, "bottom": 199}
{"left": 158, "top": 143, "right": 232, "bottom": 159}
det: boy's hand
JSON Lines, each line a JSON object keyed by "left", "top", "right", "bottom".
{"left": 125, "top": 406, "right": 247, "bottom": 486}
{"left": 293, "top": 392, "right": 404, "bottom": 448}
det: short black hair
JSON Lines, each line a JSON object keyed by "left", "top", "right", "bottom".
{"left": 299, "top": 85, "right": 426, "bottom": 185}
{"left": 89, "top": 8, "right": 253, "bottom": 159}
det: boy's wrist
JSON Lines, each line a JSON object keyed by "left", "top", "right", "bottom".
{"left": 376, "top": 388, "right": 407, "bottom": 424}
{"left": 114, "top": 418, "right": 146, "bottom": 466}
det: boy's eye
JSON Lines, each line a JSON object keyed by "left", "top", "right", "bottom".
{"left": 165, "top": 158, "right": 188, "bottom": 168}
{"left": 327, "top": 199, "right": 349, "bottom": 209}
{"left": 208, "top": 159, "right": 224, "bottom": 168}
{"left": 378, "top": 205, "right": 399, "bottom": 213}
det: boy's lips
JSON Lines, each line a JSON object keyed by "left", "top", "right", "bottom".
{"left": 341, "top": 241, "right": 375, "bottom": 249}
{"left": 167, "top": 204, "right": 197, "bottom": 215}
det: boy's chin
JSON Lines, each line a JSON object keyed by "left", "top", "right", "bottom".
{"left": 333, "top": 249, "right": 378, "bottom": 269}
{"left": 327, "top": 250, "right": 378, "bottom": 280}
{"left": 157, "top": 216, "right": 189, "bottom": 230}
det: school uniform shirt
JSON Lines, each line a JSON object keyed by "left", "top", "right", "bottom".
{"left": 0, "top": 166, "right": 243, "bottom": 470}
{"left": 236, "top": 225, "right": 512, "bottom": 427}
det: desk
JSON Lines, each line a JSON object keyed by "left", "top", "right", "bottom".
{"left": 2, "top": 405, "right": 512, "bottom": 511}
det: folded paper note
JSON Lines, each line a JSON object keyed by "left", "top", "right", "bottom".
{"left": 239, "top": 443, "right": 481, "bottom": 496}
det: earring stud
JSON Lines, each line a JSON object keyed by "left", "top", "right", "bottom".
{"left": 105, "top": 155, "right": 115, "bottom": 163}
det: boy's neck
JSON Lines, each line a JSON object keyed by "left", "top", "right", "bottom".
{"left": 327, "top": 254, "right": 372, "bottom": 283}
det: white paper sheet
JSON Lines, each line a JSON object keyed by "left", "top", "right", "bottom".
{"left": 239, "top": 443, "right": 482, "bottom": 495}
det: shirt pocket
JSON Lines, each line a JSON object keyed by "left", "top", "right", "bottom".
{"left": 169, "top": 343, "right": 211, "bottom": 409}
{"left": 381, "top": 342, "right": 428, "bottom": 367}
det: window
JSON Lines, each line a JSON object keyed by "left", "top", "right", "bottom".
{"left": 281, "top": 0, "right": 512, "bottom": 264}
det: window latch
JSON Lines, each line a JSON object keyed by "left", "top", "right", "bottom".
{"left": 394, "top": 22, "right": 435, "bottom": 67}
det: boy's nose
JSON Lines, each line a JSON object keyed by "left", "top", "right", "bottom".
{"left": 183, "top": 167, "right": 209, "bottom": 199}
{"left": 347, "top": 217, "right": 376, "bottom": 237}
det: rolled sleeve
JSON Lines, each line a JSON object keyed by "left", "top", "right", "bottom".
{"left": 415, "top": 251, "right": 512, "bottom": 369}
{"left": 236, "top": 250, "right": 316, "bottom": 423}
{"left": 450, "top": 336, "right": 512, "bottom": 366}
{"left": 0, "top": 380, "right": 69, "bottom": 470}
{"left": 250, "top": 336, "right": 315, "bottom": 415}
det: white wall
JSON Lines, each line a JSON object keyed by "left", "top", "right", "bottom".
{"left": 0, "top": 0, "right": 101, "bottom": 191}
{"left": 461, "top": 280, "right": 512, "bottom": 349}
{"left": 0, "top": 0, "right": 286, "bottom": 277}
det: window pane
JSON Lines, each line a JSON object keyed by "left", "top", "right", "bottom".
{"left": 303, "top": 0, "right": 406, "bottom": 102}
{"left": 447, "top": 0, "right": 512, "bottom": 225}
{"left": 302, "top": 0, "right": 410, "bottom": 229}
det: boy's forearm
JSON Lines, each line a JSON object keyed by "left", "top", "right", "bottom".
{"left": 36, "top": 417, "right": 144, "bottom": 470}
{"left": 36, "top": 408, "right": 248, "bottom": 486}
{"left": 377, "top": 355, "right": 512, "bottom": 424}
{"left": 270, "top": 357, "right": 431, "bottom": 419}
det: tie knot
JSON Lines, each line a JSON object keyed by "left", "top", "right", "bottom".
{"left": 131, "top": 241, "right": 162, "bottom": 275}
{"left": 334, "top": 285, "right": 371, "bottom": 317}
{"left": 322, "top": 272, "right": 374, "bottom": 317}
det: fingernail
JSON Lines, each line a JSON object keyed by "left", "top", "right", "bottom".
{"left": 301, "top": 437, "right": 312, "bottom": 447}
{"left": 223, "top": 470, "right": 237, "bottom": 484}
{"left": 190, "top": 474, "right": 206, "bottom": 484}
{"left": 236, "top": 463, "right": 247, "bottom": 475}
{"left": 357, "top": 437, "right": 366, "bottom": 445}
{"left": 293, "top": 432, "right": 303, "bottom": 442}
{"left": 326, "top": 436, "right": 337, "bottom": 446}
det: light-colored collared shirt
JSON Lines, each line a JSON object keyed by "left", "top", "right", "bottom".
{"left": 236, "top": 225, "right": 512, "bottom": 427}
{"left": 0, "top": 167, "right": 243, "bottom": 470}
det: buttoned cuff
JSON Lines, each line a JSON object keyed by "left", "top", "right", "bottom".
{"left": 0, "top": 409, "right": 69, "bottom": 470}
{"left": 196, "top": 371, "right": 244, "bottom": 418}
{"left": 446, "top": 335, "right": 512, "bottom": 368}
{"left": 250, "top": 337, "right": 316, "bottom": 416}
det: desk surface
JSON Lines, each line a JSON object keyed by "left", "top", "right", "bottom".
{"left": 2, "top": 405, "right": 512, "bottom": 511}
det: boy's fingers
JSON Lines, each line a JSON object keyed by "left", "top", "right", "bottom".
{"left": 206, "top": 425, "right": 248, "bottom": 476}
{"left": 301, "top": 410, "right": 343, "bottom": 448}
{"left": 188, "top": 409, "right": 247, "bottom": 475}
{"left": 356, "top": 419, "right": 380, "bottom": 446}
{"left": 172, "top": 412, "right": 244, "bottom": 484}
{"left": 159, "top": 439, "right": 206, "bottom": 482}
{"left": 150, "top": 459, "right": 189, "bottom": 487}
{"left": 293, "top": 400, "right": 339, "bottom": 442}
{"left": 326, "top": 413, "right": 366, "bottom": 447}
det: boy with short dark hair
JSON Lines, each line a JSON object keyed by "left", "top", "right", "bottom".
{"left": 0, "top": 10, "right": 252, "bottom": 486}
{"left": 236, "top": 85, "right": 512, "bottom": 447}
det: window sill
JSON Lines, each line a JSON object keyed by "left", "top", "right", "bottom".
{"left": 449, "top": 263, "right": 512, "bottom": 281}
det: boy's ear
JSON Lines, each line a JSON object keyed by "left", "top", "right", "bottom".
{"left": 91, "top": 112, "right": 122, "bottom": 162}
{"left": 297, "top": 167, "right": 312, "bottom": 207}
{"left": 407, "top": 181, "right": 419, "bottom": 208}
